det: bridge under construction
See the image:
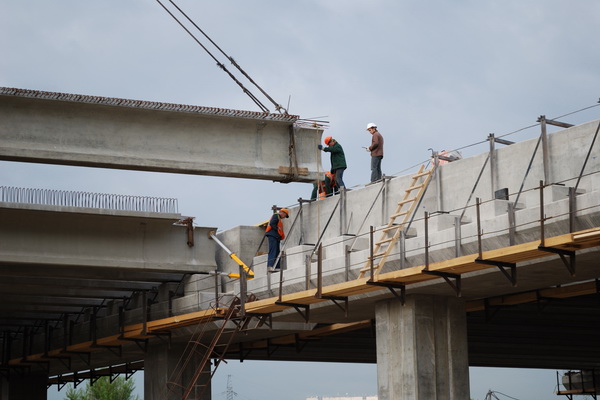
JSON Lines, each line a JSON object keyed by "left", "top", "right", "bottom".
{"left": 1, "top": 87, "right": 599, "bottom": 399}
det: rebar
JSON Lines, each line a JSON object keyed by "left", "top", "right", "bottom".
{"left": 0, "top": 186, "right": 178, "bottom": 214}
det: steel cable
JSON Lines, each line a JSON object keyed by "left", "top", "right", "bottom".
{"left": 155, "top": 0, "right": 274, "bottom": 113}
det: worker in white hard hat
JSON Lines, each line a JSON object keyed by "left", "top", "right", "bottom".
{"left": 365, "top": 123, "right": 384, "bottom": 182}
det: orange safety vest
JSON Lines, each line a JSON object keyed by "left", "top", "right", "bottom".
{"left": 318, "top": 171, "right": 334, "bottom": 199}
{"left": 265, "top": 214, "right": 285, "bottom": 240}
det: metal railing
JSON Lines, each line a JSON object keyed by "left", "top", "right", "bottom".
{"left": 0, "top": 186, "right": 178, "bottom": 213}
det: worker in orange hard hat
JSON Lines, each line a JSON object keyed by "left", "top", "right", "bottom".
{"left": 265, "top": 207, "right": 289, "bottom": 272}
{"left": 318, "top": 137, "right": 347, "bottom": 193}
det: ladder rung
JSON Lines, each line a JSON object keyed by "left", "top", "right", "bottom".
{"left": 413, "top": 171, "right": 431, "bottom": 178}
{"left": 376, "top": 237, "right": 394, "bottom": 245}
{"left": 405, "top": 183, "right": 425, "bottom": 192}
{"left": 383, "top": 225, "right": 402, "bottom": 232}
{"left": 359, "top": 265, "right": 381, "bottom": 273}
{"left": 398, "top": 197, "right": 417, "bottom": 206}
{"left": 391, "top": 211, "right": 409, "bottom": 219}
{"left": 373, "top": 251, "right": 387, "bottom": 258}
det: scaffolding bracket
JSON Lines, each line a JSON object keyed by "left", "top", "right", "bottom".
{"left": 91, "top": 343, "right": 122, "bottom": 358}
{"left": 44, "top": 354, "right": 72, "bottom": 370}
{"left": 475, "top": 258, "right": 518, "bottom": 286}
{"left": 243, "top": 313, "right": 273, "bottom": 331}
{"left": 319, "top": 295, "right": 349, "bottom": 317}
{"left": 421, "top": 270, "right": 462, "bottom": 296}
{"left": 367, "top": 281, "right": 406, "bottom": 305}
{"left": 149, "top": 331, "right": 171, "bottom": 346}
{"left": 275, "top": 301, "right": 310, "bottom": 322}
{"left": 538, "top": 246, "right": 576, "bottom": 276}
{"left": 61, "top": 350, "right": 91, "bottom": 366}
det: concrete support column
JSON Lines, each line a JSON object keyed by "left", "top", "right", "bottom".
{"left": 375, "top": 294, "right": 469, "bottom": 400}
{"left": 145, "top": 341, "right": 211, "bottom": 400}
{"left": 2, "top": 371, "right": 47, "bottom": 399}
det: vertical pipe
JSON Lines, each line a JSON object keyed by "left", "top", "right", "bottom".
{"left": 340, "top": 188, "right": 347, "bottom": 235}
{"left": 454, "top": 215, "right": 462, "bottom": 257}
{"left": 142, "top": 291, "right": 148, "bottom": 335}
{"left": 539, "top": 116, "right": 551, "bottom": 184}
{"left": 476, "top": 198, "right": 483, "bottom": 258}
{"left": 317, "top": 244, "right": 323, "bottom": 297}
{"left": 399, "top": 230, "right": 406, "bottom": 269}
{"left": 569, "top": 187, "right": 576, "bottom": 233}
{"left": 540, "top": 180, "right": 545, "bottom": 246}
{"left": 344, "top": 245, "right": 350, "bottom": 281}
{"left": 214, "top": 272, "right": 219, "bottom": 309}
{"left": 489, "top": 134, "right": 497, "bottom": 198}
{"left": 434, "top": 152, "right": 443, "bottom": 212}
{"left": 305, "top": 254, "right": 311, "bottom": 290}
{"left": 369, "top": 226, "right": 374, "bottom": 280}
{"left": 277, "top": 251, "right": 285, "bottom": 301}
{"left": 424, "top": 211, "right": 430, "bottom": 270}
{"left": 298, "top": 198, "right": 304, "bottom": 245}
{"left": 508, "top": 202, "right": 516, "bottom": 246}
{"left": 240, "top": 265, "right": 247, "bottom": 317}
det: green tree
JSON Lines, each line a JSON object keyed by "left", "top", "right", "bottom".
{"left": 64, "top": 376, "right": 140, "bottom": 400}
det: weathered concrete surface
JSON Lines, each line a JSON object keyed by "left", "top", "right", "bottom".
{"left": 0, "top": 87, "right": 323, "bottom": 182}
{"left": 145, "top": 342, "right": 211, "bottom": 400}
{"left": 0, "top": 203, "right": 216, "bottom": 273}
{"left": 375, "top": 295, "right": 469, "bottom": 400}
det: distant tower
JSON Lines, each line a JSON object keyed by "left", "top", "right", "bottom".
{"left": 226, "top": 375, "right": 237, "bottom": 400}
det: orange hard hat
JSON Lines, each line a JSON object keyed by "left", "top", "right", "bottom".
{"left": 324, "top": 136, "right": 332, "bottom": 145}
{"left": 279, "top": 208, "right": 290, "bottom": 218}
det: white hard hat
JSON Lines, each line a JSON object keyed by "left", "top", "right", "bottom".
{"left": 366, "top": 123, "right": 377, "bottom": 130}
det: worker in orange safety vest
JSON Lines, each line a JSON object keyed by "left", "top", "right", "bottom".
{"left": 311, "top": 171, "right": 334, "bottom": 200}
{"left": 265, "top": 208, "right": 289, "bottom": 272}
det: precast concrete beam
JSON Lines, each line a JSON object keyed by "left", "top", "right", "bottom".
{"left": 0, "top": 87, "right": 324, "bottom": 182}
{"left": 0, "top": 203, "right": 216, "bottom": 274}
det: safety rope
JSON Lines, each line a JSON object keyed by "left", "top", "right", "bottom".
{"left": 155, "top": 0, "right": 286, "bottom": 114}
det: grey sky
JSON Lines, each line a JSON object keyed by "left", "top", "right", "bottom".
{"left": 2, "top": 1, "right": 599, "bottom": 399}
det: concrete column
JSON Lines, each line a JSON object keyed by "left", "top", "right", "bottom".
{"left": 3, "top": 371, "right": 47, "bottom": 399}
{"left": 375, "top": 294, "right": 469, "bottom": 400}
{"left": 145, "top": 341, "right": 211, "bottom": 400}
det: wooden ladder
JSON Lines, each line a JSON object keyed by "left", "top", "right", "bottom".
{"left": 358, "top": 164, "right": 434, "bottom": 279}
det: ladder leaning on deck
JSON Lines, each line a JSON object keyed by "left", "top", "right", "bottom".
{"left": 358, "top": 164, "right": 434, "bottom": 279}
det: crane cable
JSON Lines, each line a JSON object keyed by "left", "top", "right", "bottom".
{"left": 155, "top": 0, "right": 286, "bottom": 114}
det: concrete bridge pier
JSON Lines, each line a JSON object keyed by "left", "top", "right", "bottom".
{"left": 145, "top": 341, "right": 211, "bottom": 400}
{"left": 375, "top": 294, "right": 469, "bottom": 400}
{"left": 0, "top": 371, "right": 47, "bottom": 399}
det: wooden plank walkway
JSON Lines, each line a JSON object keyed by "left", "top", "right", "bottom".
{"left": 11, "top": 227, "right": 600, "bottom": 366}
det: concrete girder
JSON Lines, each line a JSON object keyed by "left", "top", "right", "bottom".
{"left": 0, "top": 276, "right": 161, "bottom": 291}
{"left": 0, "top": 264, "right": 185, "bottom": 283}
{"left": 0, "top": 87, "right": 324, "bottom": 182}
{"left": 0, "top": 203, "right": 217, "bottom": 274}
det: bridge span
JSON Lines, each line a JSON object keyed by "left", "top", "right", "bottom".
{"left": 0, "top": 87, "right": 323, "bottom": 183}
{"left": 1, "top": 111, "right": 600, "bottom": 398}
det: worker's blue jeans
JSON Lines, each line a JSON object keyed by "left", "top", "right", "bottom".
{"left": 371, "top": 156, "right": 383, "bottom": 182}
{"left": 267, "top": 235, "right": 281, "bottom": 269}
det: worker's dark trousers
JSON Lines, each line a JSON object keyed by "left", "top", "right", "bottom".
{"left": 267, "top": 235, "right": 281, "bottom": 269}
{"left": 371, "top": 156, "right": 383, "bottom": 182}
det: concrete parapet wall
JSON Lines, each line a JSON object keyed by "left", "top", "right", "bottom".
{"left": 216, "top": 119, "right": 600, "bottom": 302}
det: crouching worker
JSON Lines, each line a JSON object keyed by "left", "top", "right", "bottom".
{"left": 265, "top": 208, "right": 289, "bottom": 272}
{"left": 311, "top": 171, "right": 334, "bottom": 200}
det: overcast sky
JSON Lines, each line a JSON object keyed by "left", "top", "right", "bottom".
{"left": 2, "top": 1, "right": 600, "bottom": 399}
